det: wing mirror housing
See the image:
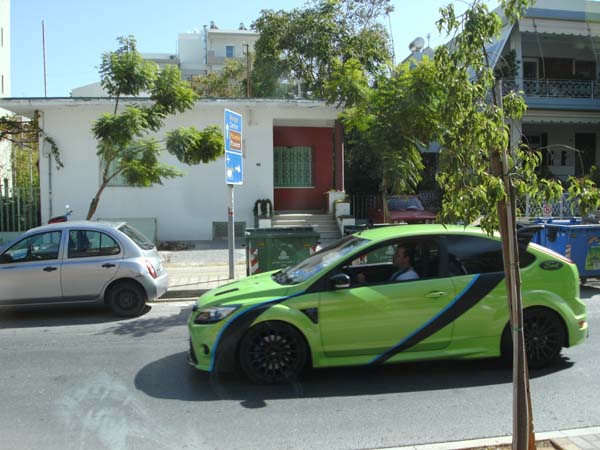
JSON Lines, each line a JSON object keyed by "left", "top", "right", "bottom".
{"left": 330, "top": 273, "right": 351, "bottom": 289}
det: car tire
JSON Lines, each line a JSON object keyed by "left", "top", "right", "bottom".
{"left": 106, "top": 280, "right": 147, "bottom": 318}
{"left": 239, "top": 321, "right": 308, "bottom": 384}
{"left": 501, "top": 308, "right": 565, "bottom": 369}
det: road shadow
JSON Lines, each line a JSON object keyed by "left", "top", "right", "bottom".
{"left": 97, "top": 306, "right": 192, "bottom": 337}
{"left": 0, "top": 303, "right": 145, "bottom": 328}
{"left": 135, "top": 351, "right": 574, "bottom": 406}
{"left": 581, "top": 283, "right": 600, "bottom": 297}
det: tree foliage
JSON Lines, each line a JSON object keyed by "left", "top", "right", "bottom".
{"left": 0, "top": 113, "right": 62, "bottom": 187}
{"left": 251, "top": 0, "right": 393, "bottom": 99}
{"left": 335, "top": 1, "right": 600, "bottom": 447}
{"left": 88, "top": 36, "right": 224, "bottom": 220}
{"left": 191, "top": 59, "right": 248, "bottom": 98}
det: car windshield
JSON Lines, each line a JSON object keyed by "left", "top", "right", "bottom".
{"left": 388, "top": 197, "right": 423, "bottom": 211}
{"left": 117, "top": 224, "right": 155, "bottom": 250}
{"left": 273, "top": 235, "right": 370, "bottom": 285}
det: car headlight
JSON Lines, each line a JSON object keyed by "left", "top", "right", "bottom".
{"left": 193, "top": 306, "right": 240, "bottom": 324}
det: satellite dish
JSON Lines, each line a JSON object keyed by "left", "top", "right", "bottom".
{"left": 409, "top": 37, "right": 425, "bottom": 53}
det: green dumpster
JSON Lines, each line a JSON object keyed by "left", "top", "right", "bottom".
{"left": 245, "top": 227, "right": 320, "bottom": 275}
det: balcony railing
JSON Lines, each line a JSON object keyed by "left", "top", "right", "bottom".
{"left": 502, "top": 78, "right": 600, "bottom": 99}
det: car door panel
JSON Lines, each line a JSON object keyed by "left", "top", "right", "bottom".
{"left": 0, "top": 231, "right": 63, "bottom": 304}
{"left": 61, "top": 230, "right": 123, "bottom": 300}
{"left": 318, "top": 277, "right": 457, "bottom": 358}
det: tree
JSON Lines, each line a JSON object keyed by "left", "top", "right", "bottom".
{"left": 334, "top": 1, "right": 600, "bottom": 448}
{"left": 191, "top": 59, "right": 247, "bottom": 98}
{"left": 251, "top": 0, "right": 393, "bottom": 99}
{"left": 87, "top": 36, "right": 223, "bottom": 220}
{"left": 0, "top": 114, "right": 61, "bottom": 187}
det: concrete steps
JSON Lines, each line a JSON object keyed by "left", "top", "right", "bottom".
{"left": 271, "top": 212, "right": 341, "bottom": 246}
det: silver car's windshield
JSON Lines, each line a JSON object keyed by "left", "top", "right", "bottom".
{"left": 273, "top": 236, "right": 370, "bottom": 285}
{"left": 118, "top": 224, "right": 155, "bottom": 250}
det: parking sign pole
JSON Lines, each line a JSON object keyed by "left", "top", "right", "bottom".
{"left": 228, "top": 184, "right": 235, "bottom": 279}
{"left": 224, "top": 109, "right": 243, "bottom": 281}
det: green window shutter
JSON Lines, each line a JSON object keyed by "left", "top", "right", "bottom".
{"left": 273, "top": 146, "right": 312, "bottom": 187}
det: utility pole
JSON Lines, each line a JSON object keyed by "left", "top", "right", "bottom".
{"left": 42, "top": 20, "right": 47, "bottom": 97}
{"left": 242, "top": 42, "right": 251, "bottom": 97}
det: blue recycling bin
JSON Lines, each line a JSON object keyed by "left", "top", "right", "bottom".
{"left": 528, "top": 217, "right": 581, "bottom": 247}
{"left": 541, "top": 220, "right": 600, "bottom": 280}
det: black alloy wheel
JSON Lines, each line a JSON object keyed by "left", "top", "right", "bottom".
{"left": 502, "top": 308, "right": 565, "bottom": 369}
{"left": 239, "top": 322, "right": 307, "bottom": 384}
{"left": 107, "top": 281, "right": 146, "bottom": 318}
{"left": 523, "top": 309, "right": 565, "bottom": 369}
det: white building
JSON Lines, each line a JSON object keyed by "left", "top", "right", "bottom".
{"left": 0, "top": 98, "right": 343, "bottom": 241}
{"left": 0, "top": 0, "right": 11, "bottom": 187}
{"left": 72, "top": 23, "right": 259, "bottom": 97}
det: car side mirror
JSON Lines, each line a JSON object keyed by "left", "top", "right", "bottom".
{"left": 330, "top": 273, "right": 351, "bottom": 289}
{"left": 0, "top": 253, "right": 13, "bottom": 264}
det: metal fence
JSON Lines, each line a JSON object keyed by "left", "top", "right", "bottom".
{"left": 516, "top": 193, "right": 580, "bottom": 218}
{"left": 348, "top": 192, "right": 579, "bottom": 221}
{"left": 0, "top": 185, "right": 41, "bottom": 232}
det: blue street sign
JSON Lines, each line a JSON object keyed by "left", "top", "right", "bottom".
{"left": 226, "top": 151, "right": 243, "bottom": 184}
{"left": 224, "top": 109, "right": 243, "bottom": 185}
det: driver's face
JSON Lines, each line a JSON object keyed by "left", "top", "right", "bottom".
{"left": 393, "top": 247, "right": 409, "bottom": 269}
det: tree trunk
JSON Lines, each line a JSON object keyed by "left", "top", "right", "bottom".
{"left": 492, "top": 80, "right": 536, "bottom": 450}
{"left": 86, "top": 182, "right": 108, "bottom": 220}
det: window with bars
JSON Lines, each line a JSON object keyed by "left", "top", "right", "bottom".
{"left": 274, "top": 146, "right": 313, "bottom": 187}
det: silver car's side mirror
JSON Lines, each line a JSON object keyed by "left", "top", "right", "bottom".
{"left": 330, "top": 273, "right": 351, "bottom": 289}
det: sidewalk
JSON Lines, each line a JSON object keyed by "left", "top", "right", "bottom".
{"left": 382, "top": 427, "right": 600, "bottom": 450}
{"left": 157, "top": 242, "right": 248, "bottom": 300}
{"left": 155, "top": 246, "right": 600, "bottom": 450}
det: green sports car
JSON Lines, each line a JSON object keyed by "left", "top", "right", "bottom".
{"left": 188, "top": 225, "right": 588, "bottom": 384}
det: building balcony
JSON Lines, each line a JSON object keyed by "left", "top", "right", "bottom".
{"left": 503, "top": 78, "right": 600, "bottom": 99}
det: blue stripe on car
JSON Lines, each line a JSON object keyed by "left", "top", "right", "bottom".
{"left": 369, "top": 272, "right": 504, "bottom": 365}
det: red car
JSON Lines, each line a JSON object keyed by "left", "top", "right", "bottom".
{"left": 368, "top": 195, "right": 436, "bottom": 224}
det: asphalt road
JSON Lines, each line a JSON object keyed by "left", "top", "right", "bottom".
{"left": 0, "top": 285, "right": 599, "bottom": 450}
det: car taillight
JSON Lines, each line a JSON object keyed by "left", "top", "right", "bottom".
{"left": 145, "top": 260, "right": 158, "bottom": 279}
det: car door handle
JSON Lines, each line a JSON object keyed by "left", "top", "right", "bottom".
{"left": 102, "top": 263, "right": 116, "bottom": 268}
{"left": 43, "top": 266, "right": 58, "bottom": 272}
{"left": 425, "top": 291, "right": 447, "bottom": 298}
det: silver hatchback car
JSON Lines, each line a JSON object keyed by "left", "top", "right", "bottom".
{"left": 0, "top": 221, "right": 168, "bottom": 317}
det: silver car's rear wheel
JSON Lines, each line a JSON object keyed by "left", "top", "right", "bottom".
{"left": 106, "top": 281, "right": 146, "bottom": 317}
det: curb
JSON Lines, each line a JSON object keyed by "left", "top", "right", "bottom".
{"left": 158, "top": 289, "right": 208, "bottom": 300}
{"left": 374, "top": 427, "right": 600, "bottom": 450}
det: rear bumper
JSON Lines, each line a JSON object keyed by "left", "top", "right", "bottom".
{"left": 139, "top": 272, "right": 169, "bottom": 300}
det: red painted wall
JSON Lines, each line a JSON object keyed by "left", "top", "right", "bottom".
{"left": 273, "top": 126, "right": 334, "bottom": 211}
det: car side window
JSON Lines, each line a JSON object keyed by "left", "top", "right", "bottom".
{"left": 0, "top": 231, "right": 62, "bottom": 263}
{"left": 68, "top": 230, "right": 120, "bottom": 258}
{"left": 343, "top": 239, "right": 442, "bottom": 285}
{"left": 446, "top": 235, "right": 504, "bottom": 275}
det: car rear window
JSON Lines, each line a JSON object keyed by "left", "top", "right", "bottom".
{"left": 447, "top": 235, "right": 535, "bottom": 275}
{"left": 118, "top": 224, "right": 155, "bottom": 250}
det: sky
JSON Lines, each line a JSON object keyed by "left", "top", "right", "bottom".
{"left": 8, "top": 0, "right": 484, "bottom": 98}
